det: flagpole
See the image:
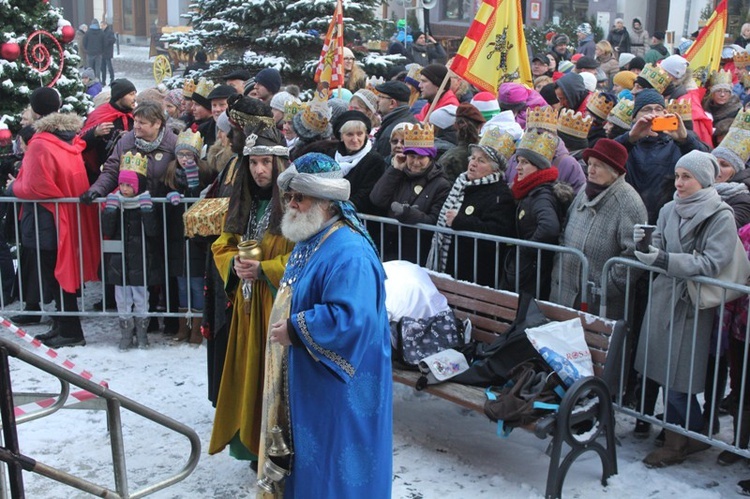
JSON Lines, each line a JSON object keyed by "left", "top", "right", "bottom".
{"left": 422, "top": 70, "right": 454, "bottom": 124}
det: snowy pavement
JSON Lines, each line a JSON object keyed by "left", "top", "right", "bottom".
{"left": 3, "top": 45, "right": 747, "bottom": 497}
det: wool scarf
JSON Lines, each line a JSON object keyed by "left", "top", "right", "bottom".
{"left": 334, "top": 140, "right": 373, "bottom": 176}
{"left": 511, "top": 167, "right": 559, "bottom": 200}
{"left": 426, "top": 171, "right": 503, "bottom": 272}
{"left": 673, "top": 187, "right": 723, "bottom": 239}
{"left": 134, "top": 127, "right": 166, "bottom": 154}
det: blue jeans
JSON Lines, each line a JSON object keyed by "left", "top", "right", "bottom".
{"left": 665, "top": 389, "right": 704, "bottom": 432}
{"left": 177, "top": 276, "right": 204, "bottom": 310}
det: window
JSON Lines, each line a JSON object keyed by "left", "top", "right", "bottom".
{"left": 123, "top": 0, "right": 134, "bottom": 32}
{"left": 442, "top": 0, "right": 475, "bottom": 22}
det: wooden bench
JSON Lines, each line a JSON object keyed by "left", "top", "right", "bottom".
{"left": 392, "top": 273, "right": 628, "bottom": 499}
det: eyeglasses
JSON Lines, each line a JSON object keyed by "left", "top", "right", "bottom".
{"left": 390, "top": 138, "right": 405, "bottom": 145}
{"left": 343, "top": 57, "right": 355, "bottom": 61}
{"left": 282, "top": 192, "right": 307, "bottom": 205}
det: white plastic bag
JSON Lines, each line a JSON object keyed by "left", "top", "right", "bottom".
{"left": 525, "top": 319, "right": 594, "bottom": 388}
{"left": 417, "top": 348, "right": 470, "bottom": 386}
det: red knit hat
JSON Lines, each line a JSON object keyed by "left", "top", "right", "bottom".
{"left": 582, "top": 138, "right": 628, "bottom": 175}
{"left": 545, "top": 32, "right": 556, "bottom": 42}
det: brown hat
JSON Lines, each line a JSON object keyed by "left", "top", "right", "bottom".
{"left": 455, "top": 102, "right": 486, "bottom": 124}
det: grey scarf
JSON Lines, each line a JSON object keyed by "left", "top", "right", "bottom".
{"left": 134, "top": 127, "right": 166, "bottom": 154}
{"left": 673, "top": 187, "right": 723, "bottom": 240}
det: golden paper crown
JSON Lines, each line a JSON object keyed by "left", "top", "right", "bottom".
{"left": 586, "top": 91, "right": 616, "bottom": 120}
{"left": 710, "top": 69, "right": 733, "bottom": 88}
{"left": 607, "top": 98, "right": 634, "bottom": 129}
{"left": 284, "top": 99, "right": 303, "bottom": 122}
{"left": 478, "top": 126, "right": 516, "bottom": 161}
{"left": 640, "top": 64, "right": 672, "bottom": 94}
{"left": 557, "top": 109, "right": 593, "bottom": 139}
{"left": 717, "top": 128, "right": 750, "bottom": 164}
{"left": 298, "top": 88, "right": 331, "bottom": 135}
{"left": 403, "top": 123, "right": 435, "bottom": 149}
{"left": 120, "top": 151, "right": 148, "bottom": 176}
{"left": 405, "top": 63, "right": 422, "bottom": 89}
{"left": 175, "top": 129, "right": 204, "bottom": 154}
{"left": 517, "top": 130, "right": 558, "bottom": 164}
{"left": 194, "top": 78, "right": 216, "bottom": 100}
{"left": 666, "top": 98, "right": 692, "bottom": 122}
{"left": 732, "top": 109, "right": 750, "bottom": 131}
{"left": 734, "top": 51, "right": 750, "bottom": 67}
{"left": 183, "top": 79, "right": 196, "bottom": 98}
{"left": 525, "top": 105, "right": 558, "bottom": 133}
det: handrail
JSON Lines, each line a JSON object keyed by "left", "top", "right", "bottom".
{"left": 0, "top": 336, "right": 201, "bottom": 498}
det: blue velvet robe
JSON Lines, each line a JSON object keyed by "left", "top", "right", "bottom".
{"left": 285, "top": 225, "right": 393, "bottom": 498}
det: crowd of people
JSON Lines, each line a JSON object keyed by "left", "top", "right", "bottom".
{"left": 7, "top": 18, "right": 750, "bottom": 495}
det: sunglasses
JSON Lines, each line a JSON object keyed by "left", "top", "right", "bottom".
{"left": 282, "top": 192, "right": 307, "bottom": 205}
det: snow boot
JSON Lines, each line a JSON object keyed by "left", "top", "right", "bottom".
{"left": 135, "top": 317, "right": 150, "bottom": 349}
{"left": 118, "top": 318, "right": 134, "bottom": 351}
{"left": 43, "top": 318, "right": 86, "bottom": 348}
{"left": 718, "top": 409, "right": 750, "bottom": 465}
{"left": 173, "top": 308, "right": 191, "bottom": 342}
{"left": 188, "top": 311, "right": 203, "bottom": 345}
{"left": 34, "top": 318, "right": 60, "bottom": 341}
{"left": 643, "top": 430, "right": 688, "bottom": 468}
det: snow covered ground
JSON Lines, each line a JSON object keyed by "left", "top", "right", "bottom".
{"left": 5, "top": 45, "right": 745, "bottom": 498}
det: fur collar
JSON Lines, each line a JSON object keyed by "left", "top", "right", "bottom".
{"left": 33, "top": 113, "right": 84, "bottom": 134}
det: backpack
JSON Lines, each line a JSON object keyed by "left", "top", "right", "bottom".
{"left": 483, "top": 357, "right": 565, "bottom": 436}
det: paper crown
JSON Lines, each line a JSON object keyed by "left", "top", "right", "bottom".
{"left": 666, "top": 98, "right": 692, "bottom": 122}
{"left": 299, "top": 88, "right": 331, "bottom": 135}
{"left": 607, "top": 98, "right": 634, "bottom": 130}
{"left": 742, "top": 73, "right": 750, "bottom": 90}
{"left": 183, "top": 79, "right": 196, "bottom": 98}
{"left": 732, "top": 109, "right": 750, "bottom": 131}
{"left": 405, "top": 63, "right": 422, "bottom": 90}
{"left": 120, "top": 151, "right": 148, "bottom": 176}
{"left": 517, "top": 130, "right": 558, "bottom": 163}
{"left": 640, "top": 64, "right": 672, "bottom": 94}
{"left": 525, "top": 105, "right": 558, "bottom": 133}
{"left": 477, "top": 126, "right": 517, "bottom": 162}
{"left": 718, "top": 127, "right": 750, "bottom": 164}
{"left": 557, "top": 109, "right": 593, "bottom": 139}
{"left": 403, "top": 123, "right": 435, "bottom": 149}
{"left": 365, "top": 75, "right": 385, "bottom": 92}
{"left": 586, "top": 91, "right": 616, "bottom": 120}
{"left": 710, "top": 69, "right": 733, "bottom": 88}
{"left": 175, "top": 129, "right": 204, "bottom": 155}
{"left": 734, "top": 51, "right": 750, "bottom": 68}
{"left": 194, "top": 78, "right": 216, "bottom": 100}
{"left": 284, "top": 99, "right": 303, "bottom": 122}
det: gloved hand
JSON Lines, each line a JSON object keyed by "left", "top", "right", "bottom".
{"left": 80, "top": 190, "right": 99, "bottom": 205}
{"left": 201, "top": 323, "right": 213, "bottom": 340}
{"left": 139, "top": 192, "right": 153, "bottom": 211}
{"left": 635, "top": 245, "right": 659, "bottom": 266}
{"left": 182, "top": 158, "right": 200, "bottom": 189}
{"left": 390, "top": 201, "right": 409, "bottom": 218}
{"left": 105, "top": 193, "right": 119, "bottom": 210}
{"left": 166, "top": 191, "right": 182, "bottom": 206}
{"left": 633, "top": 225, "right": 645, "bottom": 244}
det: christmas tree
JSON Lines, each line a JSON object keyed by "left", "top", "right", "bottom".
{"left": 163, "top": 0, "right": 394, "bottom": 86}
{"left": 0, "top": 0, "right": 90, "bottom": 133}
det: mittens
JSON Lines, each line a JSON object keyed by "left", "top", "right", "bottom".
{"left": 635, "top": 245, "right": 660, "bottom": 266}
{"left": 105, "top": 193, "right": 119, "bottom": 210}
{"left": 139, "top": 192, "right": 153, "bottom": 211}
{"left": 166, "top": 191, "right": 182, "bottom": 206}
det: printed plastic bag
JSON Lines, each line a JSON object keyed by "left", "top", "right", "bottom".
{"left": 416, "top": 348, "right": 470, "bottom": 389}
{"left": 525, "top": 318, "right": 593, "bottom": 388}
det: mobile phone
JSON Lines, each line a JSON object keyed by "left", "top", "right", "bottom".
{"left": 651, "top": 115, "right": 679, "bottom": 132}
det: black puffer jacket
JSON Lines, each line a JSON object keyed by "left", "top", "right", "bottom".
{"left": 101, "top": 203, "right": 162, "bottom": 286}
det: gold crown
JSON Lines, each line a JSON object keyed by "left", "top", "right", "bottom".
{"left": 403, "top": 123, "right": 435, "bottom": 149}
{"left": 284, "top": 99, "right": 303, "bottom": 122}
{"left": 735, "top": 51, "right": 750, "bottom": 67}
{"left": 405, "top": 63, "right": 422, "bottom": 89}
{"left": 732, "top": 109, "right": 750, "bottom": 131}
{"left": 717, "top": 128, "right": 750, "bottom": 164}
{"left": 365, "top": 75, "right": 385, "bottom": 92}
{"left": 586, "top": 91, "right": 616, "bottom": 120}
{"left": 194, "top": 78, "right": 216, "bottom": 100}
{"left": 517, "top": 130, "right": 558, "bottom": 164}
{"left": 710, "top": 69, "right": 733, "bottom": 88}
{"left": 478, "top": 126, "right": 516, "bottom": 161}
{"left": 183, "top": 79, "right": 196, "bottom": 98}
{"left": 640, "top": 64, "right": 672, "bottom": 94}
{"left": 666, "top": 98, "right": 692, "bottom": 122}
{"left": 557, "top": 109, "right": 593, "bottom": 139}
{"left": 175, "top": 129, "right": 204, "bottom": 154}
{"left": 607, "top": 98, "right": 634, "bottom": 129}
{"left": 525, "top": 105, "right": 558, "bottom": 133}
{"left": 299, "top": 89, "right": 331, "bottom": 135}
{"left": 120, "top": 151, "right": 148, "bottom": 176}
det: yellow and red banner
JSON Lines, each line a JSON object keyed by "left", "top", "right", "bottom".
{"left": 314, "top": 0, "right": 344, "bottom": 87}
{"left": 449, "top": 0, "right": 532, "bottom": 95}
{"left": 684, "top": 0, "right": 727, "bottom": 83}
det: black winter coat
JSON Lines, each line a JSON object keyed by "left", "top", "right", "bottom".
{"left": 446, "top": 181, "right": 516, "bottom": 286}
{"left": 374, "top": 106, "right": 418, "bottom": 158}
{"left": 341, "top": 148, "right": 387, "bottom": 215}
{"left": 101, "top": 204, "right": 162, "bottom": 286}
{"left": 103, "top": 26, "right": 116, "bottom": 59}
{"left": 607, "top": 27, "right": 631, "bottom": 54}
{"left": 84, "top": 27, "right": 105, "bottom": 57}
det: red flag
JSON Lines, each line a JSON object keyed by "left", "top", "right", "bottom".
{"left": 314, "top": 0, "right": 344, "bottom": 87}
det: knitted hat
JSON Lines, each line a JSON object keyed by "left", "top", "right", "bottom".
{"left": 469, "top": 126, "right": 516, "bottom": 169}
{"left": 216, "top": 111, "right": 232, "bottom": 135}
{"left": 165, "top": 89, "right": 183, "bottom": 108}
{"left": 571, "top": 54, "right": 583, "bottom": 63}
{"left": 332, "top": 110, "right": 372, "bottom": 139}
{"left": 628, "top": 57, "right": 646, "bottom": 71}
{"left": 428, "top": 105, "right": 458, "bottom": 129}
{"left": 576, "top": 56, "right": 599, "bottom": 70}
{"left": 516, "top": 130, "right": 558, "bottom": 169}
{"left": 375, "top": 81, "right": 411, "bottom": 103}
{"left": 352, "top": 89, "right": 378, "bottom": 114}
{"left": 328, "top": 98, "right": 349, "bottom": 123}
{"left": 30, "top": 87, "right": 61, "bottom": 116}
{"left": 633, "top": 88, "right": 665, "bottom": 116}
{"left": 255, "top": 68, "right": 282, "bottom": 94}
{"left": 545, "top": 32, "right": 556, "bottom": 42}
{"left": 557, "top": 60, "right": 575, "bottom": 74}
{"left": 660, "top": 55, "right": 689, "bottom": 80}
{"left": 618, "top": 53, "right": 636, "bottom": 69}
{"left": 653, "top": 31, "right": 665, "bottom": 41}
{"left": 675, "top": 150, "right": 719, "bottom": 187}
{"left": 455, "top": 102, "right": 486, "bottom": 124}
{"left": 80, "top": 67, "right": 96, "bottom": 80}
{"left": 270, "top": 91, "right": 297, "bottom": 113}
{"left": 207, "top": 84, "right": 237, "bottom": 101}
{"left": 552, "top": 34, "right": 570, "bottom": 47}
{"left": 421, "top": 64, "right": 448, "bottom": 86}
{"left": 613, "top": 71, "right": 637, "bottom": 90}
{"left": 713, "top": 142, "right": 748, "bottom": 173}
{"left": 118, "top": 169, "right": 139, "bottom": 188}
{"left": 576, "top": 23, "right": 592, "bottom": 35}
{"left": 582, "top": 138, "right": 628, "bottom": 175}
{"left": 580, "top": 72, "right": 597, "bottom": 92}
{"left": 343, "top": 46, "right": 355, "bottom": 59}
{"left": 471, "top": 92, "right": 501, "bottom": 120}
{"left": 109, "top": 78, "right": 137, "bottom": 103}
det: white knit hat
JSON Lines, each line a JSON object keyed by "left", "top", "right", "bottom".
{"left": 618, "top": 53, "right": 636, "bottom": 69}
{"left": 660, "top": 55, "right": 689, "bottom": 80}
{"left": 470, "top": 91, "right": 501, "bottom": 120}
{"left": 352, "top": 89, "right": 378, "bottom": 114}
{"left": 580, "top": 72, "right": 597, "bottom": 92}
{"left": 429, "top": 105, "right": 458, "bottom": 129}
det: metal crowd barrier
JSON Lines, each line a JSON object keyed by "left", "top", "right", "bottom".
{"left": 600, "top": 256, "right": 750, "bottom": 459}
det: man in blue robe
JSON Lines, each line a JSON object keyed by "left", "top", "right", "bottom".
{"left": 265, "top": 152, "right": 392, "bottom": 498}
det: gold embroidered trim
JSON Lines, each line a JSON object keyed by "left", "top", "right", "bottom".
{"left": 296, "top": 310, "right": 355, "bottom": 378}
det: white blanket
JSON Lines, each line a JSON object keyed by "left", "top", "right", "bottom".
{"left": 384, "top": 261, "right": 450, "bottom": 322}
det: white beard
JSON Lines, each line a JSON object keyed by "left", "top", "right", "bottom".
{"left": 281, "top": 202, "right": 330, "bottom": 242}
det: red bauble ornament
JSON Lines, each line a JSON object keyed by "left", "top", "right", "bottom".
{"left": 61, "top": 25, "right": 75, "bottom": 44}
{"left": 0, "top": 42, "right": 20, "bottom": 62}
{"left": 0, "top": 128, "right": 11, "bottom": 147}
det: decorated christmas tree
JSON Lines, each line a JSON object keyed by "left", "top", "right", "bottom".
{"left": 0, "top": 0, "right": 90, "bottom": 136}
{"left": 164, "top": 0, "right": 392, "bottom": 86}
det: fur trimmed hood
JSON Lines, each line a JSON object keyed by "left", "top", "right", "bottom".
{"left": 553, "top": 180, "right": 576, "bottom": 205}
{"left": 33, "top": 112, "right": 84, "bottom": 134}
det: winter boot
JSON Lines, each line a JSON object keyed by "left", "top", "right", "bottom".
{"left": 135, "top": 317, "right": 150, "bottom": 349}
{"left": 188, "top": 311, "right": 203, "bottom": 345}
{"left": 643, "top": 430, "right": 689, "bottom": 468}
{"left": 718, "top": 409, "right": 750, "bottom": 465}
{"left": 172, "top": 309, "right": 190, "bottom": 342}
{"left": 34, "top": 318, "right": 60, "bottom": 341}
{"left": 43, "top": 318, "right": 86, "bottom": 348}
{"left": 118, "top": 318, "right": 134, "bottom": 351}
